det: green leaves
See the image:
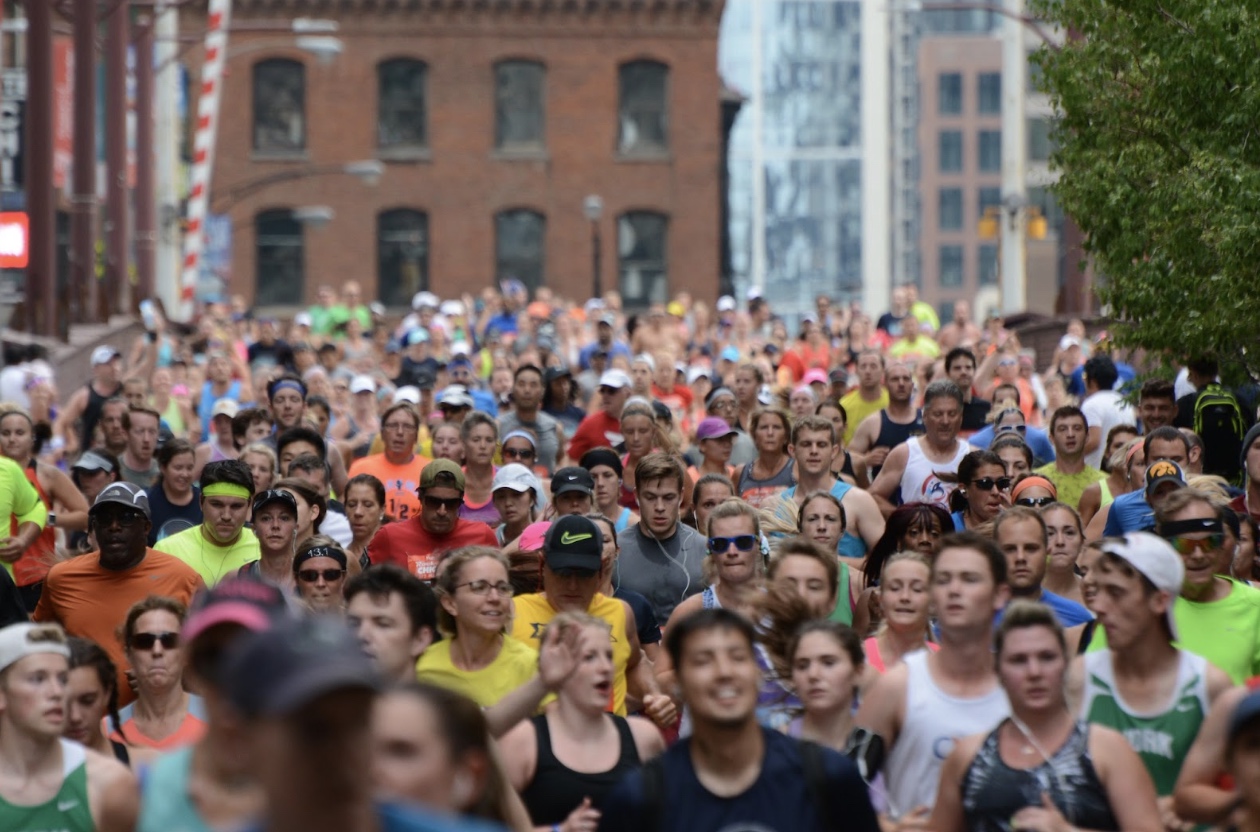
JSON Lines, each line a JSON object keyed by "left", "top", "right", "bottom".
{"left": 1032, "top": 0, "right": 1260, "bottom": 376}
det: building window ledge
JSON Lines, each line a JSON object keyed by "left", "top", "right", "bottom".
{"left": 492, "top": 147, "right": 549, "bottom": 162}
{"left": 615, "top": 150, "right": 672, "bottom": 164}
{"left": 377, "top": 147, "right": 433, "bottom": 163}
{"left": 249, "top": 150, "right": 309, "bottom": 163}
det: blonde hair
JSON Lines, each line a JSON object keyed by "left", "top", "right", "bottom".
{"left": 433, "top": 546, "right": 511, "bottom": 636}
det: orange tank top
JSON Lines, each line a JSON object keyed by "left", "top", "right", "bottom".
{"left": 11, "top": 461, "right": 55, "bottom": 586}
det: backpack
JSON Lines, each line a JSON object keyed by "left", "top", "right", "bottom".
{"left": 1193, "top": 383, "right": 1247, "bottom": 482}
{"left": 639, "top": 739, "right": 832, "bottom": 830}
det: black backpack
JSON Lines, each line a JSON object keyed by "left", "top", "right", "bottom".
{"left": 1193, "top": 383, "right": 1247, "bottom": 482}
{"left": 639, "top": 739, "right": 832, "bottom": 830}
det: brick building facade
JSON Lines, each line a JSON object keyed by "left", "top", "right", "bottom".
{"left": 199, "top": 0, "right": 726, "bottom": 310}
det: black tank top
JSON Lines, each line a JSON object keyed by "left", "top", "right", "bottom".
{"left": 961, "top": 720, "right": 1119, "bottom": 832}
{"left": 81, "top": 381, "right": 120, "bottom": 449}
{"left": 870, "top": 409, "right": 925, "bottom": 478}
{"left": 520, "top": 713, "right": 641, "bottom": 825}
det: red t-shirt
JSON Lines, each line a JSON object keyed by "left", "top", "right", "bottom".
{"left": 1230, "top": 494, "right": 1260, "bottom": 525}
{"left": 567, "top": 411, "right": 623, "bottom": 461}
{"left": 367, "top": 517, "right": 498, "bottom": 582}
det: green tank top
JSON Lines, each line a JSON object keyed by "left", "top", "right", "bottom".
{"left": 827, "top": 565, "right": 853, "bottom": 626}
{"left": 1079, "top": 649, "right": 1209, "bottom": 795}
{"left": 0, "top": 738, "right": 94, "bottom": 832}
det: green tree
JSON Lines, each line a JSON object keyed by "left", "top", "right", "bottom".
{"left": 1032, "top": 0, "right": 1260, "bottom": 376}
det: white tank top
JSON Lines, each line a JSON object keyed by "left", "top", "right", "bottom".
{"left": 884, "top": 650, "right": 1010, "bottom": 816}
{"left": 899, "top": 437, "right": 972, "bottom": 508}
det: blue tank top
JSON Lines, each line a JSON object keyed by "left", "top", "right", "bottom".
{"left": 137, "top": 745, "right": 214, "bottom": 832}
{"left": 614, "top": 506, "right": 632, "bottom": 533}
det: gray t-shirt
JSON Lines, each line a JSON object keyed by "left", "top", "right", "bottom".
{"left": 120, "top": 457, "right": 161, "bottom": 489}
{"left": 729, "top": 429, "right": 757, "bottom": 467}
{"left": 615, "top": 522, "right": 707, "bottom": 621}
{"left": 498, "top": 410, "right": 560, "bottom": 475}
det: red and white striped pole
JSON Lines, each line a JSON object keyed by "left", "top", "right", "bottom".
{"left": 178, "top": 0, "right": 232, "bottom": 321}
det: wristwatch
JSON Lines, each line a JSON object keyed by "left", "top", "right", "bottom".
{"left": 47, "top": 512, "right": 56, "bottom": 528}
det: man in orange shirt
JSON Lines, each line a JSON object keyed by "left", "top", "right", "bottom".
{"left": 366, "top": 460, "right": 497, "bottom": 582}
{"left": 347, "top": 401, "right": 431, "bottom": 522}
{"left": 34, "top": 482, "right": 203, "bottom": 705}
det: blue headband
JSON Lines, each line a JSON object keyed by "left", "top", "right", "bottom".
{"left": 272, "top": 380, "right": 305, "bottom": 398}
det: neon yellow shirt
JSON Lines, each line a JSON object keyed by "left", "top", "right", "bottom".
{"left": 839, "top": 389, "right": 890, "bottom": 445}
{"left": 153, "top": 525, "right": 260, "bottom": 587}
{"left": 1034, "top": 463, "right": 1106, "bottom": 512}
{"left": 0, "top": 457, "right": 46, "bottom": 579}
{"left": 415, "top": 636, "right": 538, "bottom": 707}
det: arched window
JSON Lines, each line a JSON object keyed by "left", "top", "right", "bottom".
{"left": 617, "top": 211, "right": 668, "bottom": 307}
{"left": 618, "top": 60, "right": 669, "bottom": 154}
{"left": 494, "top": 60, "right": 545, "bottom": 150}
{"left": 255, "top": 210, "right": 304, "bottom": 305}
{"left": 378, "top": 209, "right": 429, "bottom": 307}
{"left": 378, "top": 59, "right": 428, "bottom": 150}
{"left": 495, "top": 210, "right": 546, "bottom": 292}
{"left": 252, "top": 59, "right": 305, "bottom": 152}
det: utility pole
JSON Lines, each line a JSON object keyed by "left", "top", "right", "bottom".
{"left": 71, "top": 0, "right": 96, "bottom": 324}
{"left": 154, "top": 0, "right": 180, "bottom": 316}
{"left": 25, "top": 0, "right": 55, "bottom": 337}
{"left": 1000, "top": 0, "right": 1028, "bottom": 314}
{"left": 104, "top": 0, "right": 129, "bottom": 317}
{"left": 134, "top": 8, "right": 155, "bottom": 308}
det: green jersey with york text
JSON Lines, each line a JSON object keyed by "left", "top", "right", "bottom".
{"left": 0, "top": 738, "right": 95, "bottom": 832}
{"left": 1079, "top": 649, "right": 1209, "bottom": 795}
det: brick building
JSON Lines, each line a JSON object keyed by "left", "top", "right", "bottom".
{"left": 200, "top": 0, "right": 726, "bottom": 310}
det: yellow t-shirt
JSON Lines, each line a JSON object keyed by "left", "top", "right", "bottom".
{"left": 153, "top": 525, "right": 260, "bottom": 587}
{"left": 839, "top": 389, "right": 890, "bottom": 445}
{"left": 510, "top": 592, "right": 632, "bottom": 716}
{"left": 415, "top": 636, "right": 538, "bottom": 707}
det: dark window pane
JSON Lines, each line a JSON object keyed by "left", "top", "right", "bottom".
{"left": 979, "top": 244, "right": 998, "bottom": 285}
{"left": 496, "top": 210, "right": 546, "bottom": 292}
{"left": 939, "top": 244, "right": 964, "bottom": 288}
{"left": 1028, "top": 117, "right": 1054, "bottom": 162}
{"left": 939, "top": 188, "right": 963, "bottom": 231}
{"left": 618, "top": 61, "right": 668, "bottom": 153}
{"left": 938, "top": 72, "right": 962, "bottom": 115}
{"left": 495, "top": 61, "right": 545, "bottom": 149}
{"left": 939, "top": 130, "right": 962, "bottom": 173}
{"left": 253, "top": 60, "right": 305, "bottom": 152}
{"left": 377, "top": 209, "right": 428, "bottom": 307}
{"left": 255, "top": 210, "right": 304, "bottom": 305}
{"left": 978, "top": 186, "right": 1002, "bottom": 217}
{"left": 378, "top": 59, "right": 428, "bottom": 149}
{"left": 979, "top": 130, "right": 1001, "bottom": 172}
{"left": 977, "top": 73, "right": 1001, "bottom": 114}
{"left": 618, "top": 212, "right": 668, "bottom": 307}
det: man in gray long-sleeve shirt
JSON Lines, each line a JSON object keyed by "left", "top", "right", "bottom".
{"left": 614, "top": 453, "right": 706, "bottom": 621}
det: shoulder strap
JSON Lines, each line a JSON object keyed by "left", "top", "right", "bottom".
{"left": 640, "top": 756, "right": 666, "bottom": 832}
{"left": 800, "top": 740, "right": 832, "bottom": 829}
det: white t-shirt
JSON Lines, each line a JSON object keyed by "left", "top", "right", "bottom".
{"left": 1081, "top": 389, "right": 1136, "bottom": 468}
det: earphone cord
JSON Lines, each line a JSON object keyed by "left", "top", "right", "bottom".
{"left": 641, "top": 522, "right": 692, "bottom": 601}
{"left": 1007, "top": 710, "right": 1074, "bottom": 825}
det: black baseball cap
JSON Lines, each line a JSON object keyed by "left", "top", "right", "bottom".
{"left": 252, "top": 489, "right": 298, "bottom": 521}
{"left": 220, "top": 616, "right": 380, "bottom": 718}
{"left": 543, "top": 515, "right": 604, "bottom": 573}
{"left": 551, "top": 466, "right": 594, "bottom": 497}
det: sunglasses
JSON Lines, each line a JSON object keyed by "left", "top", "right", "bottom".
{"left": 1015, "top": 496, "right": 1055, "bottom": 508}
{"left": 130, "top": 631, "right": 179, "bottom": 651}
{"left": 502, "top": 447, "right": 536, "bottom": 460}
{"left": 971, "top": 477, "right": 1013, "bottom": 492}
{"left": 422, "top": 495, "right": 463, "bottom": 512}
{"left": 996, "top": 424, "right": 1027, "bottom": 434}
{"left": 297, "top": 568, "right": 346, "bottom": 583}
{"left": 92, "top": 511, "right": 146, "bottom": 528}
{"left": 708, "top": 535, "right": 758, "bottom": 553}
{"left": 1169, "top": 534, "right": 1226, "bottom": 556}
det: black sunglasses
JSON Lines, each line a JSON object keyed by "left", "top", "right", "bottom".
{"left": 972, "top": 477, "right": 1013, "bottom": 492}
{"left": 502, "top": 447, "right": 536, "bottom": 460}
{"left": 422, "top": 495, "right": 463, "bottom": 512}
{"left": 708, "top": 535, "right": 758, "bottom": 553}
{"left": 1016, "top": 496, "right": 1056, "bottom": 508}
{"left": 297, "top": 568, "right": 345, "bottom": 583}
{"left": 130, "top": 631, "right": 179, "bottom": 651}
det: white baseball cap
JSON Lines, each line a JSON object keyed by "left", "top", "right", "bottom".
{"left": 1098, "top": 532, "right": 1185, "bottom": 639}
{"left": 212, "top": 398, "right": 239, "bottom": 419}
{"left": 492, "top": 463, "right": 542, "bottom": 496}
{"left": 411, "top": 291, "right": 439, "bottom": 311}
{"left": 716, "top": 295, "right": 736, "bottom": 312}
{"left": 687, "top": 365, "right": 712, "bottom": 385}
{"left": 91, "top": 346, "right": 121, "bottom": 366}
{"left": 0, "top": 623, "right": 70, "bottom": 673}
{"left": 293, "top": 312, "right": 313, "bottom": 328}
{"left": 350, "top": 375, "right": 376, "bottom": 395}
{"left": 598, "top": 369, "right": 632, "bottom": 390}
{"left": 393, "top": 386, "right": 421, "bottom": 404}
{"left": 439, "top": 300, "right": 465, "bottom": 317}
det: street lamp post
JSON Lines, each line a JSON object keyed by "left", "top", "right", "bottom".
{"left": 584, "top": 195, "right": 603, "bottom": 302}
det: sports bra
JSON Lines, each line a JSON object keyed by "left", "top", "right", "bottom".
{"left": 519, "top": 713, "right": 641, "bottom": 824}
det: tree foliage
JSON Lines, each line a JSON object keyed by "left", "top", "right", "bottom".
{"left": 1031, "top": 0, "right": 1260, "bottom": 376}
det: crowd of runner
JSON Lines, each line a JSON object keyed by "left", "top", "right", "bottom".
{"left": 0, "top": 281, "right": 1259, "bottom": 831}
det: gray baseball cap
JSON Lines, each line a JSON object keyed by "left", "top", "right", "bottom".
{"left": 90, "top": 482, "right": 151, "bottom": 520}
